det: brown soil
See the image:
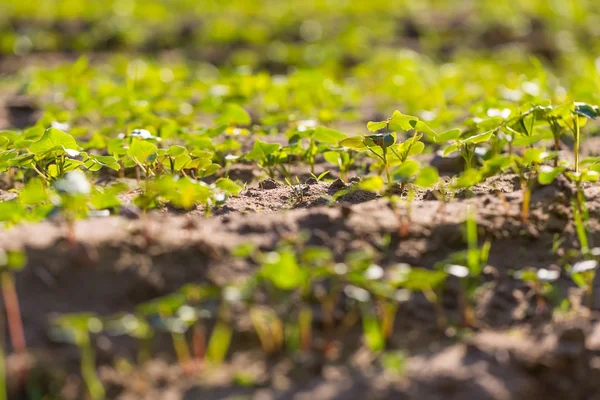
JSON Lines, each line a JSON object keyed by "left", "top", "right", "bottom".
{"left": 2, "top": 169, "right": 600, "bottom": 399}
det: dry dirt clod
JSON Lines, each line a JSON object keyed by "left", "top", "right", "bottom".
{"left": 259, "top": 179, "right": 280, "bottom": 190}
{"left": 329, "top": 178, "right": 347, "bottom": 191}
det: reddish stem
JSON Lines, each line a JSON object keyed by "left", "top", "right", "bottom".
{"left": 2, "top": 272, "right": 27, "bottom": 354}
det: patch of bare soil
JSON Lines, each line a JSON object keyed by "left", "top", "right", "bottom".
{"left": 2, "top": 172, "right": 600, "bottom": 399}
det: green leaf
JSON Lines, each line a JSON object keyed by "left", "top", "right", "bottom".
{"left": 436, "top": 128, "right": 461, "bottom": 143}
{"left": 313, "top": 127, "right": 346, "bottom": 144}
{"left": 365, "top": 133, "right": 396, "bottom": 149}
{"left": 173, "top": 154, "right": 192, "bottom": 171}
{"left": 83, "top": 153, "right": 120, "bottom": 172}
{"left": 538, "top": 166, "right": 566, "bottom": 185}
{"left": 19, "top": 178, "right": 48, "bottom": 205}
{"left": 453, "top": 169, "right": 482, "bottom": 188}
{"left": 91, "top": 186, "right": 125, "bottom": 210}
{"left": 200, "top": 163, "right": 220, "bottom": 177}
{"left": 358, "top": 176, "right": 384, "bottom": 192}
{"left": 388, "top": 110, "right": 419, "bottom": 131}
{"left": 216, "top": 178, "right": 242, "bottom": 196}
{"left": 339, "top": 136, "right": 366, "bottom": 149}
{"left": 261, "top": 249, "right": 305, "bottom": 290}
{"left": 463, "top": 130, "right": 494, "bottom": 144}
{"left": 512, "top": 134, "right": 545, "bottom": 147}
{"left": 573, "top": 102, "right": 599, "bottom": 120}
{"left": 366, "top": 121, "right": 388, "bottom": 132}
{"left": 443, "top": 143, "right": 459, "bottom": 156}
{"left": 0, "top": 249, "right": 27, "bottom": 271}
{"left": 216, "top": 103, "right": 251, "bottom": 126}
{"left": 393, "top": 160, "right": 419, "bottom": 180}
{"left": 411, "top": 120, "right": 437, "bottom": 138}
{"left": 415, "top": 167, "right": 439, "bottom": 188}
{"left": 390, "top": 266, "right": 447, "bottom": 291}
{"left": 127, "top": 140, "right": 157, "bottom": 165}
{"left": 167, "top": 145, "right": 187, "bottom": 157}
{"left": 522, "top": 148, "right": 549, "bottom": 164}
{"left": 246, "top": 140, "right": 281, "bottom": 161}
{"left": 29, "top": 128, "right": 78, "bottom": 155}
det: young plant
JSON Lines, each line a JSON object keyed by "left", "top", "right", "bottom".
{"left": 54, "top": 170, "right": 92, "bottom": 244}
{"left": 388, "top": 264, "right": 448, "bottom": 328}
{"left": 340, "top": 110, "right": 435, "bottom": 184}
{"left": 288, "top": 125, "right": 346, "bottom": 174}
{"left": 27, "top": 127, "right": 83, "bottom": 181}
{"left": 514, "top": 267, "right": 560, "bottom": 313}
{"left": 50, "top": 314, "right": 105, "bottom": 400}
{"left": 245, "top": 139, "right": 288, "bottom": 179}
{"left": 511, "top": 148, "right": 554, "bottom": 224}
{"left": 570, "top": 260, "right": 598, "bottom": 309}
{"left": 571, "top": 103, "right": 599, "bottom": 173}
{"left": 437, "top": 209, "right": 491, "bottom": 327}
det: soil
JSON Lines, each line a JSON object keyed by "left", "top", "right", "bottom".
{"left": 2, "top": 161, "right": 600, "bottom": 399}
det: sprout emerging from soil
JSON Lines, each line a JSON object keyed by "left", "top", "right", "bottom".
{"left": 571, "top": 260, "right": 598, "bottom": 309}
{"left": 54, "top": 170, "right": 91, "bottom": 244}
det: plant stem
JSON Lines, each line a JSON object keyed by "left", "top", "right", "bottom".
{"left": 574, "top": 116, "right": 580, "bottom": 173}
{"left": 573, "top": 185, "right": 589, "bottom": 256}
{"left": 1, "top": 272, "right": 26, "bottom": 355}
{"left": 521, "top": 179, "right": 531, "bottom": 225}
{"left": 80, "top": 340, "right": 105, "bottom": 400}
{"left": 0, "top": 304, "right": 6, "bottom": 400}
{"left": 30, "top": 164, "right": 48, "bottom": 182}
{"left": 299, "top": 306, "right": 312, "bottom": 352}
{"left": 382, "top": 147, "right": 390, "bottom": 184}
{"left": 172, "top": 332, "right": 191, "bottom": 365}
{"left": 192, "top": 324, "right": 206, "bottom": 361}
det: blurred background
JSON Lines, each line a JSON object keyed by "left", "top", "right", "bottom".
{"left": 1, "top": 0, "right": 600, "bottom": 69}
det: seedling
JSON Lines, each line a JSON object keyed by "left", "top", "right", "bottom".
{"left": 245, "top": 139, "right": 288, "bottom": 180}
{"left": 511, "top": 148, "right": 554, "bottom": 224}
{"left": 513, "top": 267, "right": 560, "bottom": 313}
{"left": 572, "top": 103, "right": 599, "bottom": 173}
{"left": 54, "top": 170, "right": 91, "bottom": 244}
{"left": 436, "top": 209, "right": 490, "bottom": 327}
{"left": 288, "top": 126, "right": 346, "bottom": 174}
{"left": 570, "top": 260, "right": 598, "bottom": 309}
{"left": 389, "top": 264, "right": 448, "bottom": 328}
{"left": 341, "top": 111, "right": 435, "bottom": 184}
{"left": 49, "top": 314, "right": 105, "bottom": 400}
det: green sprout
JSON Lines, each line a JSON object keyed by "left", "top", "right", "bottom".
{"left": 54, "top": 170, "right": 91, "bottom": 244}
{"left": 49, "top": 314, "right": 105, "bottom": 400}
{"left": 570, "top": 260, "right": 598, "bottom": 309}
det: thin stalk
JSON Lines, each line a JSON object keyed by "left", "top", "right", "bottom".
{"left": 30, "top": 164, "right": 48, "bottom": 182}
{"left": 7, "top": 168, "right": 14, "bottom": 188}
{"left": 172, "top": 332, "right": 191, "bottom": 365}
{"left": 0, "top": 304, "right": 6, "bottom": 400}
{"left": 1, "top": 272, "right": 26, "bottom": 355}
{"left": 382, "top": 147, "right": 390, "bottom": 184}
{"left": 192, "top": 324, "right": 206, "bottom": 361}
{"left": 380, "top": 300, "right": 398, "bottom": 338}
{"left": 550, "top": 118, "right": 561, "bottom": 167}
{"left": 574, "top": 116, "right": 581, "bottom": 173}
{"left": 299, "top": 306, "right": 312, "bottom": 352}
{"left": 521, "top": 179, "right": 531, "bottom": 225}
{"left": 137, "top": 336, "right": 152, "bottom": 365}
{"left": 80, "top": 339, "right": 105, "bottom": 400}
{"left": 423, "top": 288, "right": 446, "bottom": 328}
{"left": 573, "top": 186, "right": 589, "bottom": 256}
